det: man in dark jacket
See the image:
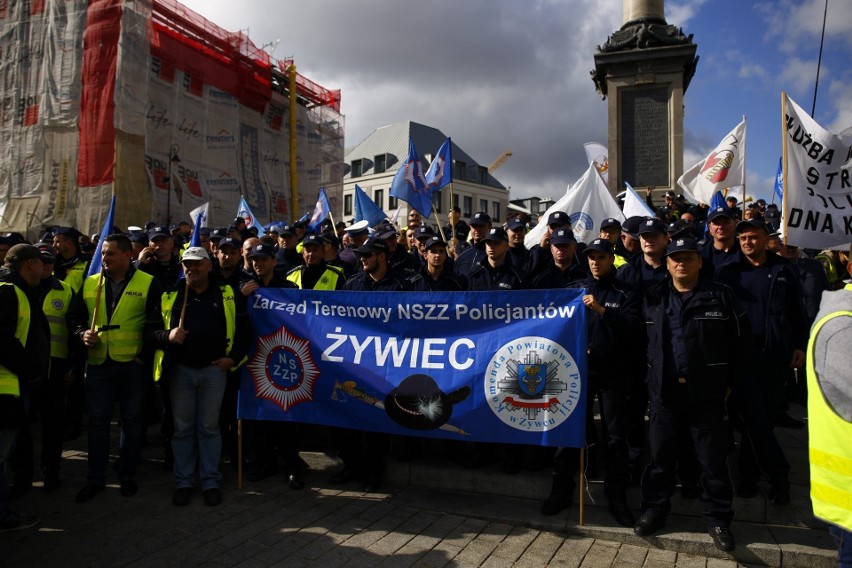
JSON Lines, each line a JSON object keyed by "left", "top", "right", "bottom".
{"left": 634, "top": 238, "right": 750, "bottom": 553}
{"left": 530, "top": 228, "right": 586, "bottom": 289}
{"left": 408, "top": 237, "right": 466, "bottom": 292}
{"left": 455, "top": 212, "right": 492, "bottom": 279}
{"left": 540, "top": 239, "right": 641, "bottom": 527}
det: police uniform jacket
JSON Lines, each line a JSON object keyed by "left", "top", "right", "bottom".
{"left": 699, "top": 238, "right": 740, "bottom": 278}
{"left": 643, "top": 277, "right": 752, "bottom": 403}
{"left": 388, "top": 246, "right": 419, "bottom": 278}
{"left": 531, "top": 258, "right": 586, "bottom": 290}
{"left": 408, "top": 265, "right": 467, "bottom": 292}
{"left": 567, "top": 272, "right": 642, "bottom": 383}
{"left": 135, "top": 254, "right": 182, "bottom": 292}
{"left": 616, "top": 253, "right": 667, "bottom": 292}
{"left": 717, "top": 251, "right": 808, "bottom": 361}
{"left": 454, "top": 240, "right": 486, "bottom": 279}
{"left": 467, "top": 258, "right": 527, "bottom": 291}
{"left": 0, "top": 270, "right": 50, "bottom": 400}
{"left": 343, "top": 270, "right": 410, "bottom": 292}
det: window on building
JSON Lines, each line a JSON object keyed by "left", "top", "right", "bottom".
{"left": 344, "top": 194, "right": 353, "bottom": 216}
{"left": 479, "top": 166, "right": 488, "bottom": 185}
{"left": 453, "top": 193, "right": 460, "bottom": 210}
{"left": 492, "top": 201, "right": 501, "bottom": 222}
{"left": 479, "top": 199, "right": 488, "bottom": 214}
{"left": 434, "top": 190, "right": 442, "bottom": 214}
{"left": 463, "top": 195, "right": 472, "bottom": 218}
{"left": 389, "top": 195, "right": 398, "bottom": 210}
{"left": 351, "top": 159, "right": 363, "bottom": 178}
{"left": 455, "top": 160, "right": 466, "bottom": 180}
{"left": 374, "top": 154, "right": 386, "bottom": 174}
{"left": 374, "top": 189, "right": 384, "bottom": 209}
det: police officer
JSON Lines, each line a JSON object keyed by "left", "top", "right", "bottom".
{"left": 52, "top": 227, "right": 90, "bottom": 293}
{"left": 286, "top": 235, "right": 345, "bottom": 291}
{"left": 540, "top": 238, "right": 641, "bottom": 526}
{"left": 329, "top": 236, "right": 409, "bottom": 492}
{"left": 634, "top": 238, "right": 749, "bottom": 552}
{"left": 338, "top": 220, "right": 370, "bottom": 271}
{"left": 718, "top": 219, "right": 806, "bottom": 504}
{"left": 598, "top": 218, "right": 628, "bottom": 269}
{"left": 528, "top": 211, "right": 572, "bottom": 275}
{"left": 807, "top": 251, "right": 852, "bottom": 564}
{"left": 0, "top": 244, "right": 50, "bottom": 532}
{"left": 530, "top": 228, "right": 586, "bottom": 289}
{"left": 408, "top": 237, "right": 466, "bottom": 292}
{"left": 455, "top": 212, "right": 492, "bottom": 279}
{"left": 700, "top": 207, "right": 740, "bottom": 277}
{"left": 71, "top": 234, "right": 164, "bottom": 502}
{"left": 377, "top": 223, "right": 419, "bottom": 279}
{"left": 136, "top": 225, "right": 182, "bottom": 292}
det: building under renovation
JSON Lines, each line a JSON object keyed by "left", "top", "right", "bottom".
{"left": 0, "top": 0, "right": 344, "bottom": 238}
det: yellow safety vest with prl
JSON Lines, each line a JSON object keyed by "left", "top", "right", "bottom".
{"left": 286, "top": 265, "right": 343, "bottom": 290}
{"left": 0, "top": 283, "right": 30, "bottom": 397}
{"left": 152, "top": 285, "right": 237, "bottom": 382}
{"left": 82, "top": 270, "right": 154, "bottom": 365}
{"left": 62, "top": 259, "right": 88, "bottom": 293}
{"left": 43, "top": 280, "right": 73, "bottom": 360}
{"left": 807, "top": 284, "right": 852, "bottom": 532}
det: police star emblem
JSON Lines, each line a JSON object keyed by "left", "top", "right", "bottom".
{"left": 247, "top": 325, "right": 319, "bottom": 411}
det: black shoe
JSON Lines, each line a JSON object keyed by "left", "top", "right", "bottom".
{"left": 75, "top": 483, "right": 105, "bottom": 503}
{"left": 0, "top": 512, "right": 40, "bottom": 533}
{"left": 775, "top": 413, "right": 804, "bottom": 429}
{"left": 708, "top": 525, "right": 736, "bottom": 551}
{"left": 247, "top": 465, "right": 278, "bottom": 483}
{"left": 634, "top": 510, "right": 666, "bottom": 536}
{"left": 680, "top": 483, "right": 700, "bottom": 499}
{"left": 540, "top": 494, "right": 571, "bottom": 516}
{"left": 770, "top": 482, "right": 791, "bottom": 505}
{"left": 120, "top": 479, "right": 138, "bottom": 497}
{"left": 172, "top": 487, "right": 193, "bottom": 506}
{"left": 328, "top": 467, "right": 363, "bottom": 485}
{"left": 7, "top": 484, "right": 32, "bottom": 502}
{"left": 42, "top": 474, "right": 61, "bottom": 493}
{"left": 203, "top": 488, "right": 222, "bottom": 507}
{"left": 609, "top": 502, "right": 635, "bottom": 527}
{"left": 737, "top": 482, "right": 758, "bottom": 498}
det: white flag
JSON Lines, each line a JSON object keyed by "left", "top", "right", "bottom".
{"left": 189, "top": 201, "right": 209, "bottom": 229}
{"left": 525, "top": 162, "right": 624, "bottom": 248}
{"left": 678, "top": 119, "right": 746, "bottom": 205}
{"left": 584, "top": 142, "right": 609, "bottom": 185}
{"left": 783, "top": 95, "right": 852, "bottom": 249}
{"left": 623, "top": 182, "right": 655, "bottom": 219}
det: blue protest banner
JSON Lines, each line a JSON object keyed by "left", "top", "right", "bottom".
{"left": 238, "top": 288, "right": 588, "bottom": 448}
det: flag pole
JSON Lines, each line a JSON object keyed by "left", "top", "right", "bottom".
{"left": 448, "top": 181, "right": 457, "bottom": 253}
{"left": 781, "top": 92, "right": 789, "bottom": 250}
{"left": 742, "top": 115, "right": 747, "bottom": 219}
{"left": 432, "top": 197, "right": 447, "bottom": 243}
{"left": 177, "top": 280, "right": 190, "bottom": 329}
{"left": 89, "top": 266, "right": 106, "bottom": 335}
{"left": 579, "top": 446, "right": 585, "bottom": 526}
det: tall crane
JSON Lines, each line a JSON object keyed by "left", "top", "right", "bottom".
{"left": 488, "top": 149, "right": 513, "bottom": 173}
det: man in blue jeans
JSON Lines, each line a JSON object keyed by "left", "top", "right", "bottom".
{"left": 70, "top": 234, "right": 163, "bottom": 502}
{"left": 154, "top": 247, "right": 249, "bottom": 506}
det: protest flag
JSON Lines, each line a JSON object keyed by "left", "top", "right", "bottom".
{"left": 678, "top": 119, "right": 746, "bottom": 205}
{"left": 623, "top": 181, "right": 654, "bottom": 218}
{"left": 354, "top": 184, "right": 388, "bottom": 227}
{"left": 87, "top": 195, "right": 116, "bottom": 277}
{"left": 584, "top": 142, "right": 609, "bottom": 186}
{"left": 237, "top": 196, "right": 265, "bottom": 236}
{"left": 307, "top": 188, "right": 331, "bottom": 233}
{"left": 425, "top": 138, "right": 453, "bottom": 191}
{"left": 389, "top": 138, "right": 433, "bottom": 217}
{"left": 188, "top": 201, "right": 209, "bottom": 248}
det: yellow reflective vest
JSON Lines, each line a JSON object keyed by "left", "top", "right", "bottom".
{"left": 43, "top": 279, "right": 73, "bottom": 360}
{"left": 808, "top": 283, "right": 852, "bottom": 532}
{"left": 286, "top": 265, "right": 343, "bottom": 290}
{"left": 153, "top": 284, "right": 237, "bottom": 382}
{"left": 82, "top": 270, "right": 154, "bottom": 365}
{"left": 61, "top": 258, "right": 88, "bottom": 293}
{"left": 0, "top": 283, "right": 30, "bottom": 397}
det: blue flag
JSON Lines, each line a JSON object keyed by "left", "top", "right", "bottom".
{"left": 307, "top": 188, "right": 331, "bottom": 233}
{"left": 86, "top": 195, "right": 116, "bottom": 277}
{"left": 425, "top": 137, "right": 453, "bottom": 192}
{"left": 237, "top": 196, "right": 265, "bottom": 236}
{"left": 389, "top": 138, "right": 434, "bottom": 217}
{"left": 238, "top": 288, "right": 588, "bottom": 448}
{"left": 773, "top": 157, "right": 783, "bottom": 202}
{"left": 354, "top": 184, "right": 388, "bottom": 227}
{"left": 188, "top": 202, "right": 208, "bottom": 248}
{"left": 709, "top": 190, "right": 727, "bottom": 211}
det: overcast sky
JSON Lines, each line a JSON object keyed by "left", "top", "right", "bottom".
{"left": 180, "top": 0, "right": 851, "bottom": 203}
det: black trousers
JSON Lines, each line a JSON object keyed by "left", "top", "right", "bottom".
{"left": 642, "top": 388, "right": 733, "bottom": 527}
{"left": 330, "top": 427, "right": 387, "bottom": 479}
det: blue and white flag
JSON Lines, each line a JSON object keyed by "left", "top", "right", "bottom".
{"left": 773, "top": 157, "right": 783, "bottom": 202}
{"left": 237, "top": 196, "right": 265, "bottom": 236}
{"left": 354, "top": 184, "right": 388, "bottom": 227}
{"left": 307, "top": 188, "right": 331, "bottom": 233}
{"left": 86, "top": 195, "right": 116, "bottom": 277}
{"left": 188, "top": 201, "right": 209, "bottom": 247}
{"left": 425, "top": 138, "right": 453, "bottom": 192}
{"left": 390, "top": 138, "right": 434, "bottom": 217}
{"left": 239, "top": 288, "right": 588, "bottom": 448}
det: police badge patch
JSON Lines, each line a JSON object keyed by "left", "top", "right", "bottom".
{"left": 484, "top": 336, "right": 581, "bottom": 432}
{"left": 247, "top": 325, "right": 319, "bottom": 411}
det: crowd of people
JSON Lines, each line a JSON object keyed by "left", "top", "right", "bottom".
{"left": 0, "top": 193, "right": 849, "bottom": 555}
